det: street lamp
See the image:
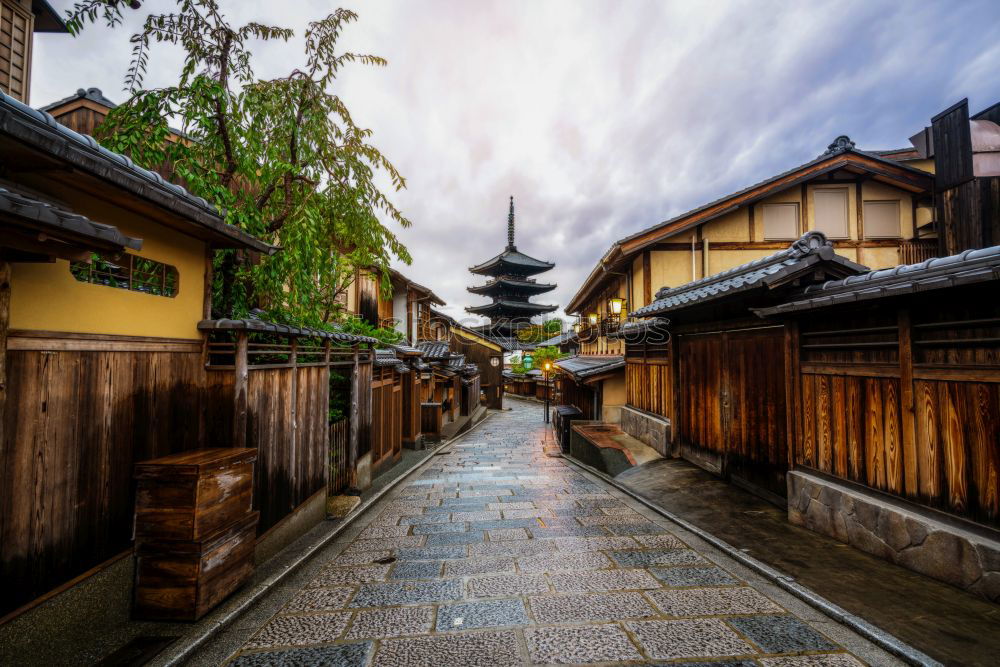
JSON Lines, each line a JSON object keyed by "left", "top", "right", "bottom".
{"left": 543, "top": 360, "right": 552, "bottom": 423}
{"left": 608, "top": 297, "right": 626, "bottom": 318}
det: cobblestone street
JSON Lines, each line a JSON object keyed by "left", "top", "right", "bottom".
{"left": 220, "top": 400, "right": 897, "bottom": 666}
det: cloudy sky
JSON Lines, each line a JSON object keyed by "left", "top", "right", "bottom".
{"left": 30, "top": 0, "right": 1000, "bottom": 325}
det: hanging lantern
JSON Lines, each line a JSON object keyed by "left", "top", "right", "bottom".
{"left": 587, "top": 312, "right": 598, "bottom": 325}
{"left": 608, "top": 297, "right": 626, "bottom": 316}
{"left": 523, "top": 354, "right": 534, "bottom": 370}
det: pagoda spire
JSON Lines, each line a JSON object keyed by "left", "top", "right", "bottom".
{"left": 507, "top": 195, "right": 515, "bottom": 249}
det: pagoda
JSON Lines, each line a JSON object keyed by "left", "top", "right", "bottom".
{"left": 467, "top": 197, "right": 557, "bottom": 336}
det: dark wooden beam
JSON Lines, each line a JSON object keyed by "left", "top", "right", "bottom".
{"left": 642, "top": 251, "right": 652, "bottom": 306}
{"left": 233, "top": 331, "right": 249, "bottom": 448}
{"left": 0, "top": 261, "right": 8, "bottom": 460}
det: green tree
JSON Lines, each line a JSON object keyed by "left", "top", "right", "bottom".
{"left": 515, "top": 319, "right": 564, "bottom": 344}
{"left": 66, "top": 1, "right": 411, "bottom": 326}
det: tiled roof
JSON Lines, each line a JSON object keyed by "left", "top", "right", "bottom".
{"left": 631, "top": 232, "right": 866, "bottom": 318}
{"left": 0, "top": 186, "right": 142, "bottom": 252}
{"left": 554, "top": 354, "right": 625, "bottom": 380}
{"left": 374, "top": 348, "right": 410, "bottom": 372}
{"left": 469, "top": 248, "right": 555, "bottom": 276}
{"left": 536, "top": 331, "right": 577, "bottom": 348}
{"left": 416, "top": 340, "right": 451, "bottom": 360}
{"left": 466, "top": 299, "right": 559, "bottom": 315}
{"left": 39, "top": 87, "right": 117, "bottom": 112}
{"left": 197, "top": 319, "right": 377, "bottom": 344}
{"left": 755, "top": 244, "right": 1000, "bottom": 316}
{"left": 606, "top": 318, "right": 670, "bottom": 340}
{"left": 0, "top": 91, "right": 273, "bottom": 253}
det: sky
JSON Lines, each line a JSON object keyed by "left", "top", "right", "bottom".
{"left": 30, "top": 0, "right": 1000, "bottom": 326}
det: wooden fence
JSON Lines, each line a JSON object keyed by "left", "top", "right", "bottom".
{"left": 329, "top": 418, "right": 350, "bottom": 495}
{"left": 370, "top": 366, "right": 403, "bottom": 473}
{"left": 793, "top": 293, "right": 1000, "bottom": 526}
{"left": 0, "top": 326, "right": 370, "bottom": 619}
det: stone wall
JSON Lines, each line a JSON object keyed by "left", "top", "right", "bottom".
{"left": 788, "top": 470, "right": 1000, "bottom": 602}
{"left": 620, "top": 405, "right": 670, "bottom": 457}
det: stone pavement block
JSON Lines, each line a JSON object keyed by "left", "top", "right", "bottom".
{"left": 350, "top": 579, "right": 463, "bottom": 607}
{"left": 469, "top": 540, "right": 556, "bottom": 557}
{"left": 532, "top": 524, "right": 609, "bottom": 537}
{"left": 726, "top": 615, "right": 839, "bottom": 654}
{"left": 545, "top": 536, "right": 640, "bottom": 552}
{"left": 625, "top": 618, "right": 756, "bottom": 660}
{"left": 281, "top": 587, "right": 353, "bottom": 613}
{"left": 524, "top": 625, "right": 643, "bottom": 664}
{"left": 343, "top": 536, "right": 426, "bottom": 553}
{"left": 436, "top": 598, "right": 529, "bottom": 631}
{"left": 307, "top": 564, "right": 390, "bottom": 587}
{"left": 548, "top": 568, "right": 661, "bottom": 592}
{"left": 230, "top": 642, "right": 372, "bottom": 666}
{"left": 451, "top": 510, "right": 504, "bottom": 521}
{"left": 487, "top": 528, "right": 530, "bottom": 541}
{"left": 395, "top": 545, "right": 468, "bottom": 560}
{"left": 635, "top": 533, "right": 688, "bottom": 549}
{"left": 329, "top": 550, "right": 393, "bottom": 567}
{"left": 358, "top": 525, "right": 412, "bottom": 539}
{"left": 399, "top": 513, "right": 452, "bottom": 525}
{"left": 528, "top": 591, "right": 657, "bottom": 623}
{"left": 651, "top": 565, "right": 739, "bottom": 587}
{"left": 467, "top": 573, "right": 550, "bottom": 598}
{"left": 518, "top": 551, "right": 612, "bottom": 573}
{"left": 373, "top": 630, "right": 520, "bottom": 666}
{"left": 605, "top": 521, "right": 672, "bottom": 535}
{"left": 446, "top": 556, "right": 516, "bottom": 576}
{"left": 609, "top": 549, "right": 707, "bottom": 568}
{"left": 758, "top": 655, "right": 865, "bottom": 666}
{"left": 411, "top": 521, "right": 469, "bottom": 534}
{"left": 488, "top": 501, "right": 535, "bottom": 509}
{"left": 648, "top": 587, "right": 784, "bottom": 616}
{"left": 244, "top": 611, "right": 352, "bottom": 649}
{"left": 388, "top": 560, "right": 443, "bottom": 580}
{"left": 425, "top": 531, "right": 486, "bottom": 546}
{"left": 344, "top": 606, "right": 434, "bottom": 639}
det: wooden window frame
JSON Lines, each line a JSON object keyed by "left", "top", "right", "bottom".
{"left": 761, "top": 202, "right": 800, "bottom": 241}
{"left": 862, "top": 200, "right": 902, "bottom": 239}
{"left": 70, "top": 252, "right": 180, "bottom": 298}
{"left": 812, "top": 187, "right": 850, "bottom": 239}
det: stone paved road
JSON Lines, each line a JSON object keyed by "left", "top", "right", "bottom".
{"left": 221, "top": 400, "right": 898, "bottom": 666}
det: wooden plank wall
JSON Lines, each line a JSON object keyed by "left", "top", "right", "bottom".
{"left": 625, "top": 338, "right": 671, "bottom": 417}
{"left": 244, "top": 364, "right": 329, "bottom": 534}
{"left": 451, "top": 335, "right": 502, "bottom": 409}
{"left": 0, "top": 343, "right": 223, "bottom": 617}
{"left": 795, "top": 294, "right": 1000, "bottom": 526}
{"left": 369, "top": 367, "right": 402, "bottom": 470}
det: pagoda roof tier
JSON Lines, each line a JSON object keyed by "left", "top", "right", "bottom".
{"left": 465, "top": 299, "right": 559, "bottom": 317}
{"left": 469, "top": 247, "right": 555, "bottom": 277}
{"left": 467, "top": 277, "right": 557, "bottom": 297}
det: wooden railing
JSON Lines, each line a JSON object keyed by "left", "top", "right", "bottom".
{"left": 899, "top": 239, "right": 938, "bottom": 265}
{"left": 329, "top": 418, "right": 350, "bottom": 495}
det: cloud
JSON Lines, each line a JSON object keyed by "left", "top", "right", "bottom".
{"left": 31, "top": 0, "right": 1000, "bottom": 326}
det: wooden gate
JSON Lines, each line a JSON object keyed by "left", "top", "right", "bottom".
{"left": 678, "top": 326, "right": 788, "bottom": 497}
{"left": 370, "top": 367, "right": 403, "bottom": 471}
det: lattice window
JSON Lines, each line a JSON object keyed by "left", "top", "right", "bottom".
{"left": 70, "top": 252, "right": 179, "bottom": 297}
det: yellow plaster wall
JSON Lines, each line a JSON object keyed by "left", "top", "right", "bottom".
{"left": 650, "top": 249, "right": 696, "bottom": 290}
{"left": 10, "top": 213, "right": 206, "bottom": 339}
{"left": 858, "top": 246, "right": 899, "bottom": 270}
{"left": 702, "top": 208, "right": 750, "bottom": 242}
{"left": 600, "top": 372, "right": 626, "bottom": 423}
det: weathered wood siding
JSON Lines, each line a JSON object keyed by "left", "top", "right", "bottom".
{"left": 625, "top": 338, "right": 671, "bottom": 418}
{"left": 370, "top": 367, "right": 402, "bottom": 471}
{"left": 794, "top": 294, "right": 1000, "bottom": 526}
{"left": 0, "top": 341, "right": 218, "bottom": 617}
{"left": 244, "top": 364, "right": 329, "bottom": 534}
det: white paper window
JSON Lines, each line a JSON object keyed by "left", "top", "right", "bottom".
{"left": 762, "top": 203, "right": 799, "bottom": 240}
{"left": 813, "top": 189, "right": 849, "bottom": 238}
{"left": 863, "top": 200, "right": 901, "bottom": 238}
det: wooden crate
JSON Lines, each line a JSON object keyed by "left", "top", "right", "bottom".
{"left": 134, "top": 511, "right": 259, "bottom": 621}
{"left": 134, "top": 448, "right": 257, "bottom": 541}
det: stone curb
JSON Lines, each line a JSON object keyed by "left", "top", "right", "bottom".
{"left": 559, "top": 453, "right": 943, "bottom": 667}
{"left": 153, "top": 411, "right": 497, "bottom": 667}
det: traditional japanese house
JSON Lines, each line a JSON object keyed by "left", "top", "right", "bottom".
{"left": 431, "top": 307, "right": 504, "bottom": 409}
{"left": 0, "top": 0, "right": 65, "bottom": 103}
{"left": 560, "top": 134, "right": 936, "bottom": 428}
{"left": 617, "top": 98, "right": 1000, "bottom": 599}
{"left": 467, "top": 196, "right": 558, "bottom": 337}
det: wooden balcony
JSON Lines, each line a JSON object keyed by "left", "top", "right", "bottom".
{"left": 899, "top": 239, "right": 938, "bottom": 265}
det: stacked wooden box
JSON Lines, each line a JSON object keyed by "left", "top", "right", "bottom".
{"left": 133, "top": 448, "right": 258, "bottom": 621}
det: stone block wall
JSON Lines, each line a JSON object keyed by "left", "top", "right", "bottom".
{"left": 620, "top": 405, "right": 670, "bottom": 457}
{"left": 788, "top": 470, "right": 1000, "bottom": 602}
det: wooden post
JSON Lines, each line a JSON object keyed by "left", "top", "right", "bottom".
{"left": 203, "top": 247, "right": 214, "bottom": 320}
{"left": 233, "top": 331, "right": 249, "bottom": 448}
{"left": 323, "top": 339, "right": 332, "bottom": 489}
{"left": 0, "top": 261, "right": 10, "bottom": 453}
{"left": 748, "top": 204, "right": 756, "bottom": 242}
{"left": 784, "top": 321, "right": 801, "bottom": 470}
{"left": 898, "top": 308, "right": 917, "bottom": 497}
{"left": 289, "top": 336, "right": 298, "bottom": 481}
{"left": 642, "top": 251, "right": 652, "bottom": 307}
{"left": 348, "top": 344, "right": 360, "bottom": 487}
{"left": 855, "top": 179, "right": 865, "bottom": 242}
